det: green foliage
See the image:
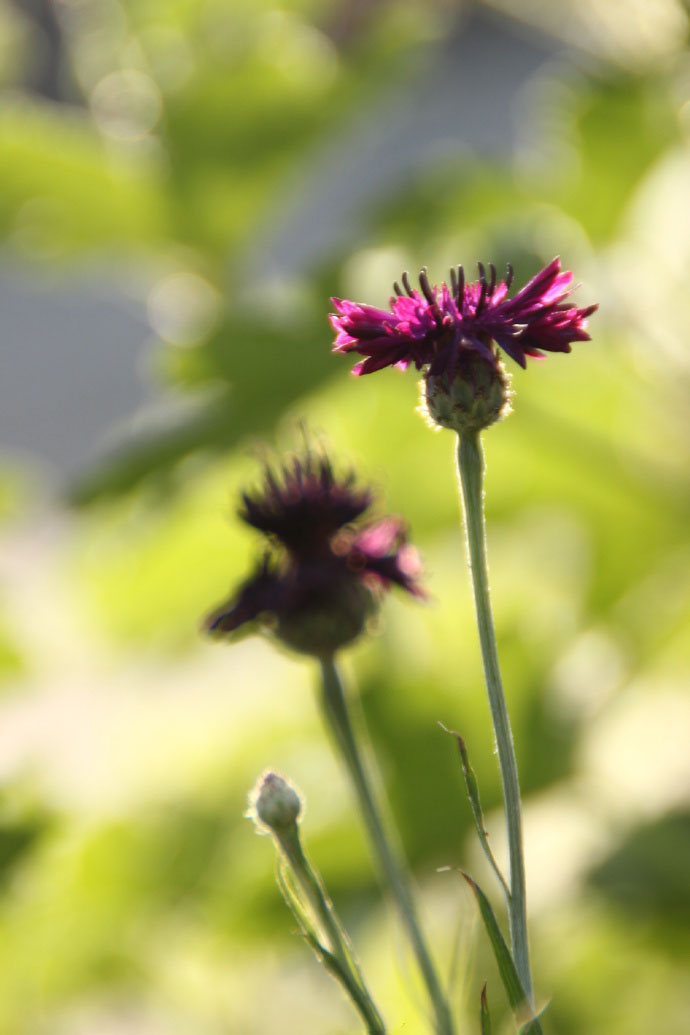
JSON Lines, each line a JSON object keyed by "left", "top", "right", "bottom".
{"left": 588, "top": 811, "right": 690, "bottom": 936}
{"left": 0, "top": 798, "right": 50, "bottom": 892}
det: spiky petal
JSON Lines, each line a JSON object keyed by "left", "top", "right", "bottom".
{"left": 330, "top": 257, "right": 597, "bottom": 376}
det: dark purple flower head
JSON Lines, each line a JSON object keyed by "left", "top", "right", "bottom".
{"left": 204, "top": 450, "right": 423, "bottom": 656}
{"left": 240, "top": 452, "right": 372, "bottom": 557}
{"left": 330, "top": 257, "right": 597, "bottom": 376}
{"left": 205, "top": 556, "right": 285, "bottom": 636}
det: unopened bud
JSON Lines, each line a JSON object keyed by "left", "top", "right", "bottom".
{"left": 250, "top": 770, "right": 303, "bottom": 834}
{"left": 422, "top": 353, "right": 511, "bottom": 434}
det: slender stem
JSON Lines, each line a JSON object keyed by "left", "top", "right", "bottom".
{"left": 455, "top": 431, "right": 534, "bottom": 1006}
{"left": 318, "top": 654, "right": 456, "bottom": 1035}
{"left": 275, "top": 844, "right": 386, "bottom": 1030}
{"left": 279, "top": 832, "right": 351, "bottom": 966}
{"left": 278, "top": 831, "right": 386, "bottom": 1033}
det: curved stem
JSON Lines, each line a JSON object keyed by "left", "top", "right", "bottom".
{"left": 455, "top": 431, "right": 534, "bottom": 1006}
{"left": 278, "top": 830, "right": 386, "bottom": 1032}
{"left": 318, "top": 654, "right": 455, "bottom": 1035}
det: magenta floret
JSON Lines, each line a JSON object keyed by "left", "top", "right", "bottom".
{"left": 330, "top": 258, "right": 597, "bottom": 376}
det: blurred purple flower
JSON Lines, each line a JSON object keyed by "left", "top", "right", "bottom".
{"left": 239, "top": 453, "right": 373, "bottom": 558}
{"left": 204, "top": 451, "right": 423, "bottom": 654}
{"left": 330, "top": 257, "right": 597, "bottom": 376}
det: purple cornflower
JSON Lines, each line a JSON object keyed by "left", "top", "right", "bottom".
{"left": 239, "top": 453, "right": 373, "bottom": 558}
{"left": 204, "top": 451, "right": 423, "bottom": 656}
{"left": 330, "top": 257, "right": 597, "bottom": 376}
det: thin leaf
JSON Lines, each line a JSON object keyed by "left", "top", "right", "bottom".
{"left": 480, "top": 983, "right": 492, "bottom": 1034}
{"left": 276, "top": 859, "right": 387, "bottom": 1033}
{"left": 461, "top": 872, "right": 543, "bottom": 1035}
{"left": 440, "top": 722, "right": 510, "bottom": 901}
{"left": 277, "top": 863, "right": 367, "bottom": 1014}
{"left": 276, "top": 861, "right": 365, "bottom": 1002}
{"left": 276, "top": 857, "right": 322, "bottom": 947}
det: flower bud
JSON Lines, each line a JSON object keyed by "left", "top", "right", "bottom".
{"left": 422, "top": 353, "right": 511, "bottom": 434}
{"left": 250, "top": 770, "right": 303, "bottom": 834}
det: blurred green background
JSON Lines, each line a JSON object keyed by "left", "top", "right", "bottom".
{"left": 1, "top": 1, "right": 689, "bottom": 1032}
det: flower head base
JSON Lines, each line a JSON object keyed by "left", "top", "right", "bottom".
{"left": 204, "top": 450, "right": 423, "bottom": 657}
{"left": 422, "top": 352, "right": 512, "bottom": 434}
{"left": 330, "top": 257, "right": 597, "bottom": 376}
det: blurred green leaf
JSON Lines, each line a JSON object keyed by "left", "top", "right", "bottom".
{"left": 0, "top": 809, "right": 50, "bottom": 891}
{"left": 550, "top": 74, "right": 680, "bottom": 242}
{"left": 588, "top": 811, "right": 690, "bottom": 935}
{"left": 0, "top": 100, "right": 165, "bottom": 255}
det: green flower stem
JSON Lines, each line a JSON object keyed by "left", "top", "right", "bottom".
{"left": 455, "top": 431, "right": 534, "bottom": 1007}
{"left": 276, "top": 827, "right": 386, "bottom": 1033}
{"left": 319, "top": 654, "right": 455, "bottom": 1035}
